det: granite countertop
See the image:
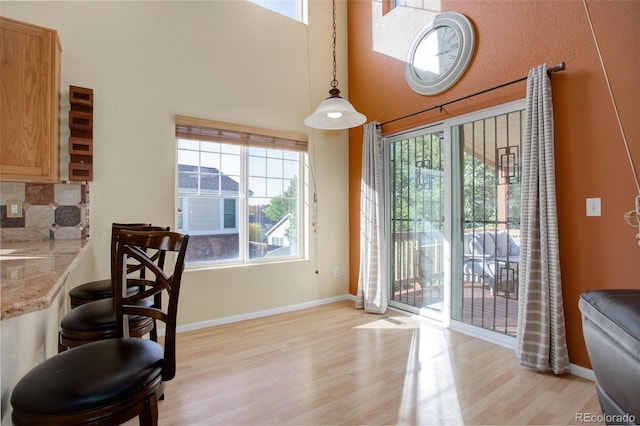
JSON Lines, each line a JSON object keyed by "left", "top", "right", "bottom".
{"left": 1, "top": 239, "right": 90, "bottom": 320}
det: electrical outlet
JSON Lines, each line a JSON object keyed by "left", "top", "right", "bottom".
{"left": 586, "top": 198, "right": 601, "bottom": 217}
{"left": 334, "top": 267, "right": 340, "bottom": 277}
{"left": 6, "top": 200, "right": 22, "bottom": 218}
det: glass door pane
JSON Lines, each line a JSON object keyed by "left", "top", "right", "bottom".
{"left": 388, "top": 131, "right": 445, "bottom": 315}
{"left": 452, "top": 110, "right": 523, "bottom": 336}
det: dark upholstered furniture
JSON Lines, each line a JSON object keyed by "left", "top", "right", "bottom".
{"left": 579, "top": 290, "right": 640, "bottom": 425}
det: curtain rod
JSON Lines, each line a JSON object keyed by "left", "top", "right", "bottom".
{"left": 377, "top": 62, "right": 566, "bottom": 129}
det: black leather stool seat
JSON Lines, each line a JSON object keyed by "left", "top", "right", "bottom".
{"left": 60, "top": 298, "right": 154, "bottom": 347}
{"left": 11, "top": 339, "right": 163, "bottom": 424}
{"left": 579, "top": 289, "right": 640, "bottom": 423}
{"left": 69, "top": 278, "right": 111, "bottom": 302}
{"left": 69, "top": 279, "right": 138, "bottom": 307}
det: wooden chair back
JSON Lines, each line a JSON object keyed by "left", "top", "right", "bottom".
{"left": 109, "top": 223, "right": 153, "bottom": 279}
{"left": 114, "top": 229, "right": 189, "bottom": 381}
{"left": 115, "top": 225, "right": 170, "bottom": 300}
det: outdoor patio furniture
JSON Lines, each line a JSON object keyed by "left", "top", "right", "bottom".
{"left": 463, "top": 229, "right": 520, "bottom": 297}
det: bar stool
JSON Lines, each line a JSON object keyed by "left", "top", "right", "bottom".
{"left": 59, "top": 225, "right": 169, "bottom": 352}
{"left": 11, "top": 230, "right": 189, "bottom": 426}
{"left": 68, "top": 222, "right": 150, "bottom": 308}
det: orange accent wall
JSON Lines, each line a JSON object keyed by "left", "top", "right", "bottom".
{"left": 347, "top": 0, "right": 640, "bottom": 369}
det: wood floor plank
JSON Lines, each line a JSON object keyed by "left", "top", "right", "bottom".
{"left": 125, "top": 300, "right": 603, "bottom": 425}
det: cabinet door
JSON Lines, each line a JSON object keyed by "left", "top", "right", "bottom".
{"left": 0, "top": 18, "right": 60, "bottom": 183}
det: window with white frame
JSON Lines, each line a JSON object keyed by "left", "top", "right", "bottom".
{"left": 176, "top": 116, "right": 307, "bottom": 266}
{"left": 248, "top": 0, "right": 307, "bottom": 24}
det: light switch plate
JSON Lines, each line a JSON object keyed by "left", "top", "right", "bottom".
{"left": 6, "top": 200, "right": 23, "bottom": 218}
{"left": 586, "top": 197, "right": 601, "bottom": 217}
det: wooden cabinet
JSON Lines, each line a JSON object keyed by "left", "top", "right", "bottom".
{"left": 0, "top": 17, "right": 61, "bottom": 183}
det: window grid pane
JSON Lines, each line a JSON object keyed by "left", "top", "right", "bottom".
{"left": 177, "top": 138, "right": 302, "bottom": 265}
{"left": 247, "top": 148, "right": 300, "bottom": 260}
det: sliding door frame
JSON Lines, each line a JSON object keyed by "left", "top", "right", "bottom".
{"left": 383, "top": 99, "right": 525, "bottom": 348}
{"left": 384, "top": 122, "right": 451, "bottom": 324}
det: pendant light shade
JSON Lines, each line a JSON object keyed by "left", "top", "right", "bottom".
{"left": 304, "top": 88, "right": 366, "bottom": 130}
{"left": 305, "top": 0, "right": 366, "bottom": 130}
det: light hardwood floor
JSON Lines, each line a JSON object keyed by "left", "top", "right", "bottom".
{"left": 136, "top": 300, "right": 602, "bottom": 425}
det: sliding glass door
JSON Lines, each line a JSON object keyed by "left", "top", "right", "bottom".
{"left": 385, "top": 101, "right": 524, "bottom": 338}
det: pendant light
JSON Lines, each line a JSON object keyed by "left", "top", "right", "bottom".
{"left": 304, "top": 0, "right": 366, "bottom": 130}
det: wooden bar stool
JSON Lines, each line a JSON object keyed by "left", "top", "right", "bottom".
{"left": 68, "top": 222, "right": 150, "bottom": 308}
{"left": 11, "top": 230, "right": 189, "bottom": 426}
{"left": 59, "top": 226, "right": 169, "bottom": 352}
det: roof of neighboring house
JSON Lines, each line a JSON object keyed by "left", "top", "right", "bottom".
{"left": 265, "top": 212, "right": 293, "bottom": 236}
{"left": 178, "top": 165, "right": 240, "bottom": 193}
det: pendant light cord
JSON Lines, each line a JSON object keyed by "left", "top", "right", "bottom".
{"left": 583, "top": 0, "right": 640, "bottom": 196}
{"left": 305, "top": 11, "right": 320, "bottom": 273}
{"left": 331, "top": 0, "right": 338, "bottom": 89}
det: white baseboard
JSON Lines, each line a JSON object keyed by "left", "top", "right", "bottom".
{"left": 569, "top": 362, "right": 596, "bottom": 381}
{"left": 173, "top": 294, "right": 351, "bottom": 335}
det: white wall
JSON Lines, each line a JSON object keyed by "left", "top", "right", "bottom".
{"left": 1, "top": 0, "right": 352, "bottom": 327}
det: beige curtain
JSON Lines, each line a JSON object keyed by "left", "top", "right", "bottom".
{"left": 356, "top": 122, "right": 388, "bottom": 313}
{"left": 516, "top": 64, "right": 570, "bottom": 374}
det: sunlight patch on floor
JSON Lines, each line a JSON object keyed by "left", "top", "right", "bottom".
{"left": 398, "top": 322, "right": 464, "bottom": 425}
{"left": 354, "top": 315, "right": 420, "bottom": 329}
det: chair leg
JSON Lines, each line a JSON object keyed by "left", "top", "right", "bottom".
{"left": 139, "top": 393, "right": 159, "bottom": 426}
{"left": 159, "top": 381, "right": 166, "bottom": 400}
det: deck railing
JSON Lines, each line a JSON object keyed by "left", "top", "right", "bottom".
{"left": 391, "top": 231, "right": 444, "bottom": 309}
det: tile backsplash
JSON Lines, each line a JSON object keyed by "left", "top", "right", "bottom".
{"left": 1, "top": 182, "right": 90, "bottom": 241}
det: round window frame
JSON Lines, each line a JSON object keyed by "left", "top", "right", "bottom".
{"left": 404, "top": 12, "right": 475, "bottom": 96}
